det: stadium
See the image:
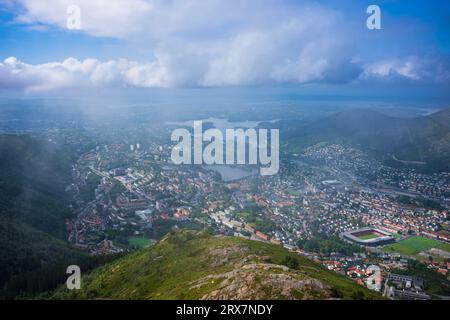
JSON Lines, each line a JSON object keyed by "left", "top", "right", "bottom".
{"left": 342, "top": 227, "right": 396, "bottom": 247}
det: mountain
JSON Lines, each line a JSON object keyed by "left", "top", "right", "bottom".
{"left": 0, "top": 135, "right": 113, "bottom": 298}
{"left": 282, "top": 108, "right": 450, "bottom": 172}
{"left": 0, "top": 135, "right": 74, "bottom": 238}
{"left": 53, "top": 230, "right": 382, "bottom": 300}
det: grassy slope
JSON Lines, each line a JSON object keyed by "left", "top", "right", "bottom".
{"left": 128, "top": 236, "right": 155, "bottom": 248}
{"left": 0, "top": 135, "right": 97, "bottom": 298}
{"left": 54, "top": 230, "right": 382, "bottom": 300}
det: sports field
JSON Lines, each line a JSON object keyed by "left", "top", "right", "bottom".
{"left": 384, "top": 236, "right": 449, "bottom": 255}
{"left": 358, "top": 234, "right": 379, "bottom": 240}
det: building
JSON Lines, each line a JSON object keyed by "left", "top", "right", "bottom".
{"left": 342, "top": 227, "right": 395, "bottom": 247}
{"left": 116, "top": 195, "right": 149, "bottom": 210}
{"left": 388, "top": 273, "right": 423, "bottom": 290}
{"left": 135, "top": 209, "right": 153, "bottom": 228}
{"left": 255, "top": 231, "right": 269, "bottom": 241}
{"left": 366, "top": 265, "right": 382, "bottom": 292}
{"left": 114, "top": 168, "right": 127, "bottom": 177}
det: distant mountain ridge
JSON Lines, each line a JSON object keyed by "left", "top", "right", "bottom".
{"left": 282, "top": 108, "right": 450, "bottom": 172}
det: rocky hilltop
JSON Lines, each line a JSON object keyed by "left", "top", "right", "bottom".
{"left": 54, "top": 230, "right": 382, "bottom": 300}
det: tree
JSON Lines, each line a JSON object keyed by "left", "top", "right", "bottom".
{"left": 281, "top": 255, "right": 299, "bottom": 269}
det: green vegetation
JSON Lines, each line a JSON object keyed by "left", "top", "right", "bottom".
{"left": 392, "top": 260, "right": 450, "bottom": 296}
{"left": 384, "top": 236, "right": 448, "bottom": 256}
{"left": 282, "top": 108, "right": 450, "bottom": 172}
{"left": 235, "top": 205, "right": 276, "bottom": 233}
{"left": 128, "top": 236, "right": 155, "bottom": 248}
{"left": 79, "top": 172, "right": 102, "bottom": 201}
{"left": 397, "top": 196, "right": 444, "bottom": 211}
{"left": 389, "top": 232, "right": 403, "bottom": 239}
{"left": 0, "top": 135, "right": 119, "bottom": 299}
{"left": 358, "top": 234, "right": 379, "bottom": 240}
{"left": 108, "top": 183, "right": 126, "bottom": 199}
{"left": 53, "top": 230, "right": 382, "bottom": 300}
{"left": 286, "top": 189, "right": 301, "bottom": 196}
{"left": 436, "top": 242, "right": 450, "bottom": 252}
{"left": 297, "top": 236, "right": 362, "bottom": 256}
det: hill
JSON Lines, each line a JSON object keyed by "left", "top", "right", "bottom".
{"left": 53, "top": 230, "right": 382, "bottom": 300}
{"left": 0, "top": 135, "right": 115, "bottom": 298}
{"left": 282, "top": 108, "right": 450, "bottom": 172}
{"left": 0, "top": 135, "right": 74, "bottom": 238}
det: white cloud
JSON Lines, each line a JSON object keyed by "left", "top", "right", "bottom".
{"left": 3, "top": 53, "right": 447, "bottom": 93}
{"left": 6, "top": 0, "right": 364, "bottom": 89}
{"left": 362, "top": 56, "right": 450, "bottom": 83}
{"left": 5, "top": 0, "right": 448, "bottom": 91}
{"left": 14, "top": 0, "right": 153, "bottom": 38}
{"left": 0, "top": 57, "right": 170, "bottom": 92}
{"left": 0, "top": 57, "right": 82, "bottom": 92}
{"left": 13, "top": 0, "right": 276, "bottom": 39}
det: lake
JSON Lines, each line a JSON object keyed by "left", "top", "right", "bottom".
{"left": 204, "top": 165, "right": 257, "bottom": 182}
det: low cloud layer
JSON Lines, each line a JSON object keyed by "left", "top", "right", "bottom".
{"left": 2, "top": 54, "right": 447, "bottom": 93}
{"left": 362, "top": 57, "right": 450, "bottom": 83}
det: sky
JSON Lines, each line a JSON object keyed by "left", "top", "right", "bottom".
{"left": 0, "top": 0, "right": 449, "bottom": 102}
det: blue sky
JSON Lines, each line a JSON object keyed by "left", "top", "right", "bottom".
{"left": 0, "top": 0, "right": 449, "bottom": 102}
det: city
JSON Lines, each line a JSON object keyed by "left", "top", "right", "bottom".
{"left": 52, "top": 122, "right": 450, "bottom": 299}
{"left": 1, "top": 0, "right": 450, "bottom": 308}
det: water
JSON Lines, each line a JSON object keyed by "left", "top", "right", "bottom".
{"left": 166, "top": 117, "right": 280, "bottom": 130}
{"left": 205, "top": 165, "right": 257, "bottom": 182}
